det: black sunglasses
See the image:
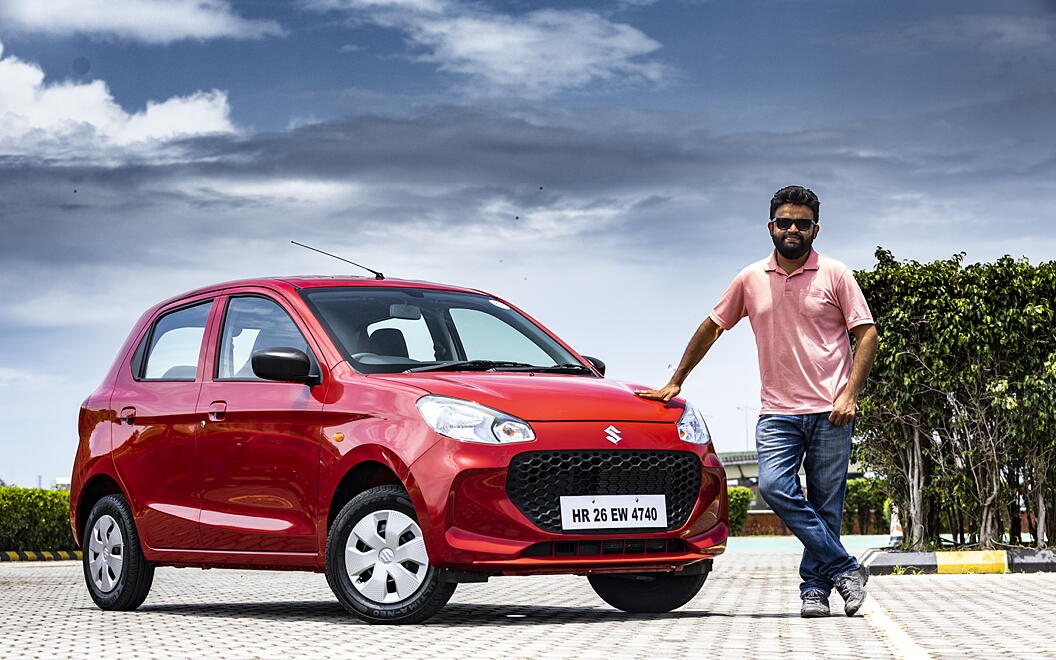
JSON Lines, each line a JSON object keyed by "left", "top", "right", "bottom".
{"left": 771, "top": 217, "right": 816, "bottom": 231}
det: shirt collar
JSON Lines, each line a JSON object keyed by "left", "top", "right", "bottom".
{"left": 765, "top": 249, "right": 820, "bottom": 275}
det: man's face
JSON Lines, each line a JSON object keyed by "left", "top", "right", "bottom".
{"left": 768, "top": 203, "right": 819, "bottom": 259}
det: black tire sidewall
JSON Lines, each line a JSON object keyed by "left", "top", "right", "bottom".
{"left": 325, "top": 485, "right": 454, "bottom": 624}
{"left": 82, "top": 494, "right": 154, "bottom": 610}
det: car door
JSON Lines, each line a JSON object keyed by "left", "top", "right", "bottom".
{"left": 195, "top": 291, "right": 326, "bottom": 552}
{"left": 110, "top": 297, "right": 219, "bottom": 550}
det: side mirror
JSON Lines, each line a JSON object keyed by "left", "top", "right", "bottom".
{"left": 581, "top": 355, "right": 606, "bottom": 376}
{"left": 251, "top": 347, "right": 320, "bottom": 385}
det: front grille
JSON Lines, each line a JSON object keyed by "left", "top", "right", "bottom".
{"left": 506, "top": 450, "right": 700, "bottom": 534}
{"left": 522, "top": 538, "right": 688, "bottom": 557}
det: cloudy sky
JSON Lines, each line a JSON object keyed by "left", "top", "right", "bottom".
{"left": 2, "top": 0, "right": 1054, "bottom": 486}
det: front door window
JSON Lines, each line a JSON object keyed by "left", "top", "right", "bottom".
{"left": 217, "top": 296, "right": 312, "bottom": 380}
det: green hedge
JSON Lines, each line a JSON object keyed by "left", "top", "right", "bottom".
{"left": 0, "top": 484, "right": 795, "bottom": 549}
{"left": 0, "top": 487, "right": 76, "bottom": 551}
{"left": 727, "top": 486, "right": 752, "bottom": 535}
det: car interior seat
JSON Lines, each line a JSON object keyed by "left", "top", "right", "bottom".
{"left": 368, "top": 328, "right": 409, "bottom": 358}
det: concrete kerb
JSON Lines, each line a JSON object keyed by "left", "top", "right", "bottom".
{"left": 862, "top": 546, "right": 1056, "bottom": 575}
{"left": 1, "top": 550, "right": 82, "bottom": 562}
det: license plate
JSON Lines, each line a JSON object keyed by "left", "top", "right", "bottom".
{"left": 559, "top": 494, "right": 668, "bottom": 530}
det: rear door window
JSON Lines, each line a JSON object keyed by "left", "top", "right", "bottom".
{"left": 141, "top": 301, "right": 212, "bottom": 381}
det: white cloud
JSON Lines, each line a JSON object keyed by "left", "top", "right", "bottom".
{"left": 0, "top": 41, "right": 235, "bottom": 158}
{"left": 0, "top": 367, "right": 34, "bottom": 387}
{"left": 0, "top": 0, "right": 283, "bottom": 44}
{"left": 306, "top": 0, "right": 664, "bottom": 96}
{"left": 313, "top": 0, "right": 445, "bottom": 12}
{"left": 911, "top": 15, "right": 1056, "bottom": 51}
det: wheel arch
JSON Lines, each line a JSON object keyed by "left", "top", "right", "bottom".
{"left": 326, "top": 456, "right": 408, "bottom": 532}
{"left": 75, "top": 473, "right": 126, "bottom": 547}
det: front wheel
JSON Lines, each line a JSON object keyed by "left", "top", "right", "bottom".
{"left": 325, "top": 485, "right": 456, "bottom": 624}
{"left": 82, "top": 494, "right": 155, "bottom": 610}
{"left": 588, "top": 568, "right": 708, "bottom": 613}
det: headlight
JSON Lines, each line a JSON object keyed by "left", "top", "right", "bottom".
{"left": 416, "top": 395, "right": 536, "bottom": 444}
{"left": 676, "top": 401, "right": 712, "bottom": 445}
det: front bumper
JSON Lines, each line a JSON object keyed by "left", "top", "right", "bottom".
{"left": 407, "top": 420, "right": 728, "bottom": 575}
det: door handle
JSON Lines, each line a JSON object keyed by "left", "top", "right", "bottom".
{"left": 207, "top": 400, "right": 227, "bottom": 422}
{"left": 119, "top": 406, "right": 136, "bottom": 424}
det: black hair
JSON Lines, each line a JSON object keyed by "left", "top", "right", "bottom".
{"left": 769, "top": 185, "right": 820, "bottom": 222}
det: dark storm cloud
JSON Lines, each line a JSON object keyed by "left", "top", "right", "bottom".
{"left": 173, "top": 108, "right": 701, "bottom": 189}
{"left": 0, "top": 108, "right": 840, "bottom": 272}
{"left": 2, "top": 91, "right": 1053, "bottom": 281}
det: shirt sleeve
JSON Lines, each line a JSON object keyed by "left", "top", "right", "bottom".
{"left": 836, "top": 268, "right": 874, "bottom": 329}
{"left": 709, "top": 272, "right": 747, "bottom": 330}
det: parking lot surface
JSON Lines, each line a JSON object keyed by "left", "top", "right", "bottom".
{"left": 3, "top": 550, "right": 1056, "bottom": 659}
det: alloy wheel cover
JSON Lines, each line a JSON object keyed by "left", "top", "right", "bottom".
{"left": 344, "top": 509, "right": 430, "bottom": 604}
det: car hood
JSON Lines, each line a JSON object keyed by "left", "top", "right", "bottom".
{"left": 372, "top": 372, "right": 685, "bottom": 423}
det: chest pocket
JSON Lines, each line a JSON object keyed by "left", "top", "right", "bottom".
{"left": 799, "top": 288, "right": 834, "bottom": 319}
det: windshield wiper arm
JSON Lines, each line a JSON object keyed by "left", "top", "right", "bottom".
{"left": 475, "top": 363, "right": 595, "bottom": 374}
{"left": 404, "top": 360, "right": 536, "bottom": 373}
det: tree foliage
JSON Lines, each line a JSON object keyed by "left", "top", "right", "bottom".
{"left": 855, "top": 249, "right": 1056, "bottom": 549}
{"left": 843, "top": 478, "right": 889, "bottom": 534}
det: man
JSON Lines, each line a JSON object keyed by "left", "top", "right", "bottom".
{"left": 636, "top": 185, "right": 879, "bottom": 618}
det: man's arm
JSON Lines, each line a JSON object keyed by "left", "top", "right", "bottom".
{"left": 634, "top": 317, "right": 724, "bottom": 402}
{"left": 829, "top": 323, "right": 879, "bottom": 426}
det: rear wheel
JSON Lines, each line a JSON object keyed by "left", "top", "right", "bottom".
{"left": 588, "top": 568, "right": 709, "bottom": 613}
{"left": 82, "top": 494, "right": 155, "bottom": 610}
{"left": 325, "top": 485, "right": 455, "bottom": 624}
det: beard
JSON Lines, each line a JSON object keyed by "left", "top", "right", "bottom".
{"left": 772, "top": 232, "right": 812, "bottom": 259}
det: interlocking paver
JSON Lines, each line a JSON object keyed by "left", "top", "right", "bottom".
{"left": 2, "top": 552, "right": 1052, "bottom": 659}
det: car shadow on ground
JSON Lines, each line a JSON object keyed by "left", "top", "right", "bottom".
{"left": 128, "top": 601, "right": 807, "bottom": 625}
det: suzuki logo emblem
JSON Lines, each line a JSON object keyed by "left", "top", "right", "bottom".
{"left": 604, "top": 425, "right": 622, "bottom": 445}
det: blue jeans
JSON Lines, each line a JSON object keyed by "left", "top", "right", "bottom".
{"left": 756, "top": 413, "right": 858, "bottom": 596}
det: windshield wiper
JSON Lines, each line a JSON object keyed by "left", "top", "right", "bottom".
{"left": 404, "top": 360, "right": 537, "bottom": 373}
{"left": 497, "top": 363, "right": 594, "bottom": 374}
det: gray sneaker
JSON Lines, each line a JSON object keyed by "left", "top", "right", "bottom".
{"left": 800, "top": 589, "right": 830, "bottom": 618}
{"left": 834, "top": 569, "right": 867, "bottom": 616}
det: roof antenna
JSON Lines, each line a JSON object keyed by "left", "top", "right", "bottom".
{"left": 291, "top": 241, "right": 385, "bottom": 280}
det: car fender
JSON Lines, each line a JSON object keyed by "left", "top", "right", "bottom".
{"left": 319, "top": 443, "right": 439, "bottom": 551}
{"left": 70, "top": 458, "right": 126, "bottom": 548}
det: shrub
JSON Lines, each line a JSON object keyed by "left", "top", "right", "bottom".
{"left": 0, "top": 487, "right": 76, "bottom": 551}
{"left": 843, "top": 478, "right": 890, "bottom": 534}
{"left": 727, "top": 486, "right": 752, "bottom": 535}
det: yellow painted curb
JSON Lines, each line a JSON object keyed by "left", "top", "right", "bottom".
{"left": 0, "top": 550, "right": 82, "bottom": 562}
{"left": 936, "top": 550, "right": 1007, "bottom": 574}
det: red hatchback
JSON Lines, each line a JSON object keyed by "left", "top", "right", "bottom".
{"left": 71, "top": 276, "right": 728, "bottom": 623}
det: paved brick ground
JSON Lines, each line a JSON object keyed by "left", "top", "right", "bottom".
{"left": 2, "top": 552, "right": 1054, "bottom": 659}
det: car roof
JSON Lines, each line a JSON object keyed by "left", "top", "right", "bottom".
{"left": 157, "top": 276, "right": 490, "bottom": 309}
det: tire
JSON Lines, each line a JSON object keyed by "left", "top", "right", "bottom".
{"left": 588, "top": 569, "right": 709, "bottom": 613}
{"left": 82, "top": 494, "right": 155, "bottom": 610}
{"left": 325, "top": 485, "right": 456, "bottom": 624}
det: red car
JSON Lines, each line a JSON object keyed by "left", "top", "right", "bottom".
{"left": 71, "top": 276, "right": 728, "bottom": 623}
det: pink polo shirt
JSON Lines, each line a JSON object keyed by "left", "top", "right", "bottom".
{"left": 710, "top": 250, "right": 874, "bottom": 415}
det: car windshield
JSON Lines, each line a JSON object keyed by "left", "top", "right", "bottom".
{"left": 299, "top": 287, "right": 590, "bottom": 375}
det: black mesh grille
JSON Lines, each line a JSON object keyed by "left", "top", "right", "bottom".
{"left": 506, "top": 450, "right": 700, "bottom": 534}
{"left": 522, "top": 538, "right": 688, "bottom": 557}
